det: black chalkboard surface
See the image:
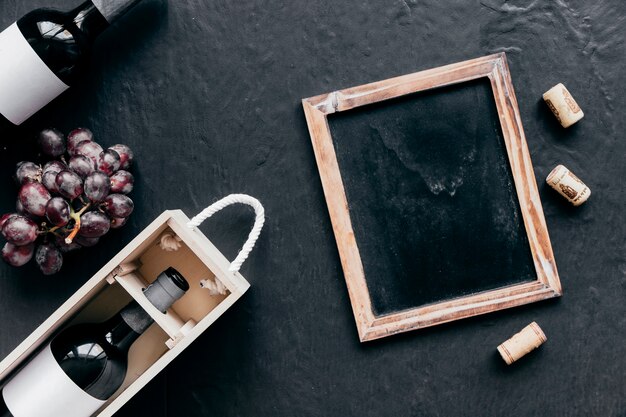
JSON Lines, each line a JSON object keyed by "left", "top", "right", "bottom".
{"left": 327, "top": 78, "right": 536, "bottom": 316}
{"left": 303, "top": 54, "right": 561, "bottom": 341}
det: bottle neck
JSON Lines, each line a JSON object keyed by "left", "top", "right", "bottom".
{"left": 70, "top": 1, "right": 110, "bottom": 43}
{"left": 91, "top": 0, "right": 142, "bottom": 24}
{"left": 111, "top": 301, "right": 154, "bottom": 351}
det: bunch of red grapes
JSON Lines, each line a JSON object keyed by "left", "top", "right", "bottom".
{"left": 1, "top": 128, "right": 135, "bottom": 275}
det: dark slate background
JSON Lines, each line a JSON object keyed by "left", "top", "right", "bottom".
{"left": 0, "top": 0, "right": 624, "bottom": 416}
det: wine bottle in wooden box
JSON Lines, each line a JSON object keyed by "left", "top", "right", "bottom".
{"left": 0, "top": 195, "right": 265, "bottom": 417}
{"left": 0, "top": 0, "right": 142, "bottom": 132}
{"left": 0, "top": 267, "right": 188, "bottom": 417}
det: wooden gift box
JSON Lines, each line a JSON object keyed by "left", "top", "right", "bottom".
{"left": 0, "top": 209, "right": 251, "bottom": 416}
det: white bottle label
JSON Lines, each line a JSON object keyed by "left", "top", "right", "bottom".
{"left": 2, "top": 345, "right": 106, "bottom": 417}
{"left": 0, "top": 23, "right": 69, "bottom": 125}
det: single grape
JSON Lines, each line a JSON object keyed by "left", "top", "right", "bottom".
{"left": 75, "top": 141, "right": 103, "bottom": 166}
{"left": 56, "top": 170, "right": 84, "bottom": 200}
{"left": 42, "top": 171, "right": 60, "bottom": 193}
{"left": 67, "top": 128, "right": 94, "bottom": 155}
{"left": 35, "top": 243, "right": 63, "bottom": 275}
{"left": 74, "top": 235, "right": 99, "bottom": 247}
{"left": 103, "top": 194, "right": 134, "bottom": 218}
{"left": 1, "top": 215, "right": 38, "bottom": 246}
{"left": 97, "top": 149, "right": 121, "bottom": 176}
{"left": 69, "top": 155, "right": 95, "bottom": 178}
{"left": 84, "top": 172, "right": 111, "bottom": 203}
{"left": 78, "top": 211, "right": 110, "bottom": 238}
{"left": 2, "top": 242, "right": 35, "bottom": 267}
{"left": 43, "top": 160, "right": 66, "bottom": 174}
{"left": 38, "top": 128, "right": 66, "bottom": 157}
{"left": 108, "top": 144, "right": 134, "bottom": 170}
{"left": 55, "top": 235, "right": 81, "bottom": 253}
{"left": 18, "top": 182, "right": 51, "bottom": 217}
{"left": 15, "top": 161, "right": 42, "bottom": 185}
{"left": 110, "top": 217, "right": 128, "bottom": 229}
{"left": 110, "top": 170, "right": 134, "bottom": 194}
{"left": 45, "top": 197, "right": 71, "bottom": 227}
{"left": 0, "top": 213, "right": 18, "bottom": 229}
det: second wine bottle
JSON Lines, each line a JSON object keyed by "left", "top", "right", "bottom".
{"left": 0, "top": 0, "right": 143, "bottom": 133}
{"left": 0, "top": 267, "right": 189, "bottom": 417}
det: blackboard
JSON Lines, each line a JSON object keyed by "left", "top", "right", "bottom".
{"left": 327, "top": 78, "right": 536, "bottom": 316}
{"left": 303, "top": 54, "right": 562, "bottom": 342}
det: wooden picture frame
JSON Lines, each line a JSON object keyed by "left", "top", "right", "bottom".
{"left": 302, "top": 53, "right": 561, "bottom": 342}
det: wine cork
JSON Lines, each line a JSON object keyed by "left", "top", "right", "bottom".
{"left": 497, "top": 322, "right": 546, "bottom": 365}
{"left": 546, "top": 164, "right": 591, "bottom": 206}
{"left": 543, "top": 83, "right": 584, "bottom": 128}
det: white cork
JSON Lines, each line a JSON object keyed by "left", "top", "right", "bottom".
{"left": 543, "top": 83, "right": 584, "bottom": 128}
{"left": 497, "top": 322, "right": 547, "bottom": 365}
{"left": 546, "top": 165, "right": 591, "bottom": 206}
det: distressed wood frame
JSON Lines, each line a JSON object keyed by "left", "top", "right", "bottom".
{"left": 302, "top": 53, "right": 562, "bottom": 342}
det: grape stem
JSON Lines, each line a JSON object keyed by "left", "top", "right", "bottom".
{"left": 47, "top": 225, "right": 61, "bottom": 234}
{"left": 65, "top": 204, "right": 91, "bottom": 244}
{"left": 47, "top": 222, "right": 65, "bottom": 235}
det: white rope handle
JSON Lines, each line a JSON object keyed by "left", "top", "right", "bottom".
{"left": 187, "top": 194, "right": 265, "bottom": 273}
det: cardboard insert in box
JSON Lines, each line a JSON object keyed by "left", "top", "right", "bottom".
{"left": 0, "top": 209, "right": 251, "bottom": 416}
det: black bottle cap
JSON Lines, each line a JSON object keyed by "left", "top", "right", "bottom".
{"left": 164, "top": 267, "right": 190, "bottom": 292}
{"left": 142, "top": 267, "right": 189, "bottom": 313}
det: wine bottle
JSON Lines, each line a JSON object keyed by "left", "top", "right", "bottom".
{"left": 0, "top": 267, "right": 189, "bottom": 417}
{"left": 0, "top": 0, "right": 142, "bottom": 131}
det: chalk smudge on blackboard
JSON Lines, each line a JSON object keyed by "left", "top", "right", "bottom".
{"left": 370, "top": 121, "right": 479, "bottom": 197}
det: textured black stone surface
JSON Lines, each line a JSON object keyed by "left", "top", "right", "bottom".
{"left": 0, "top": 0, "right": 625, "bottom": 416}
